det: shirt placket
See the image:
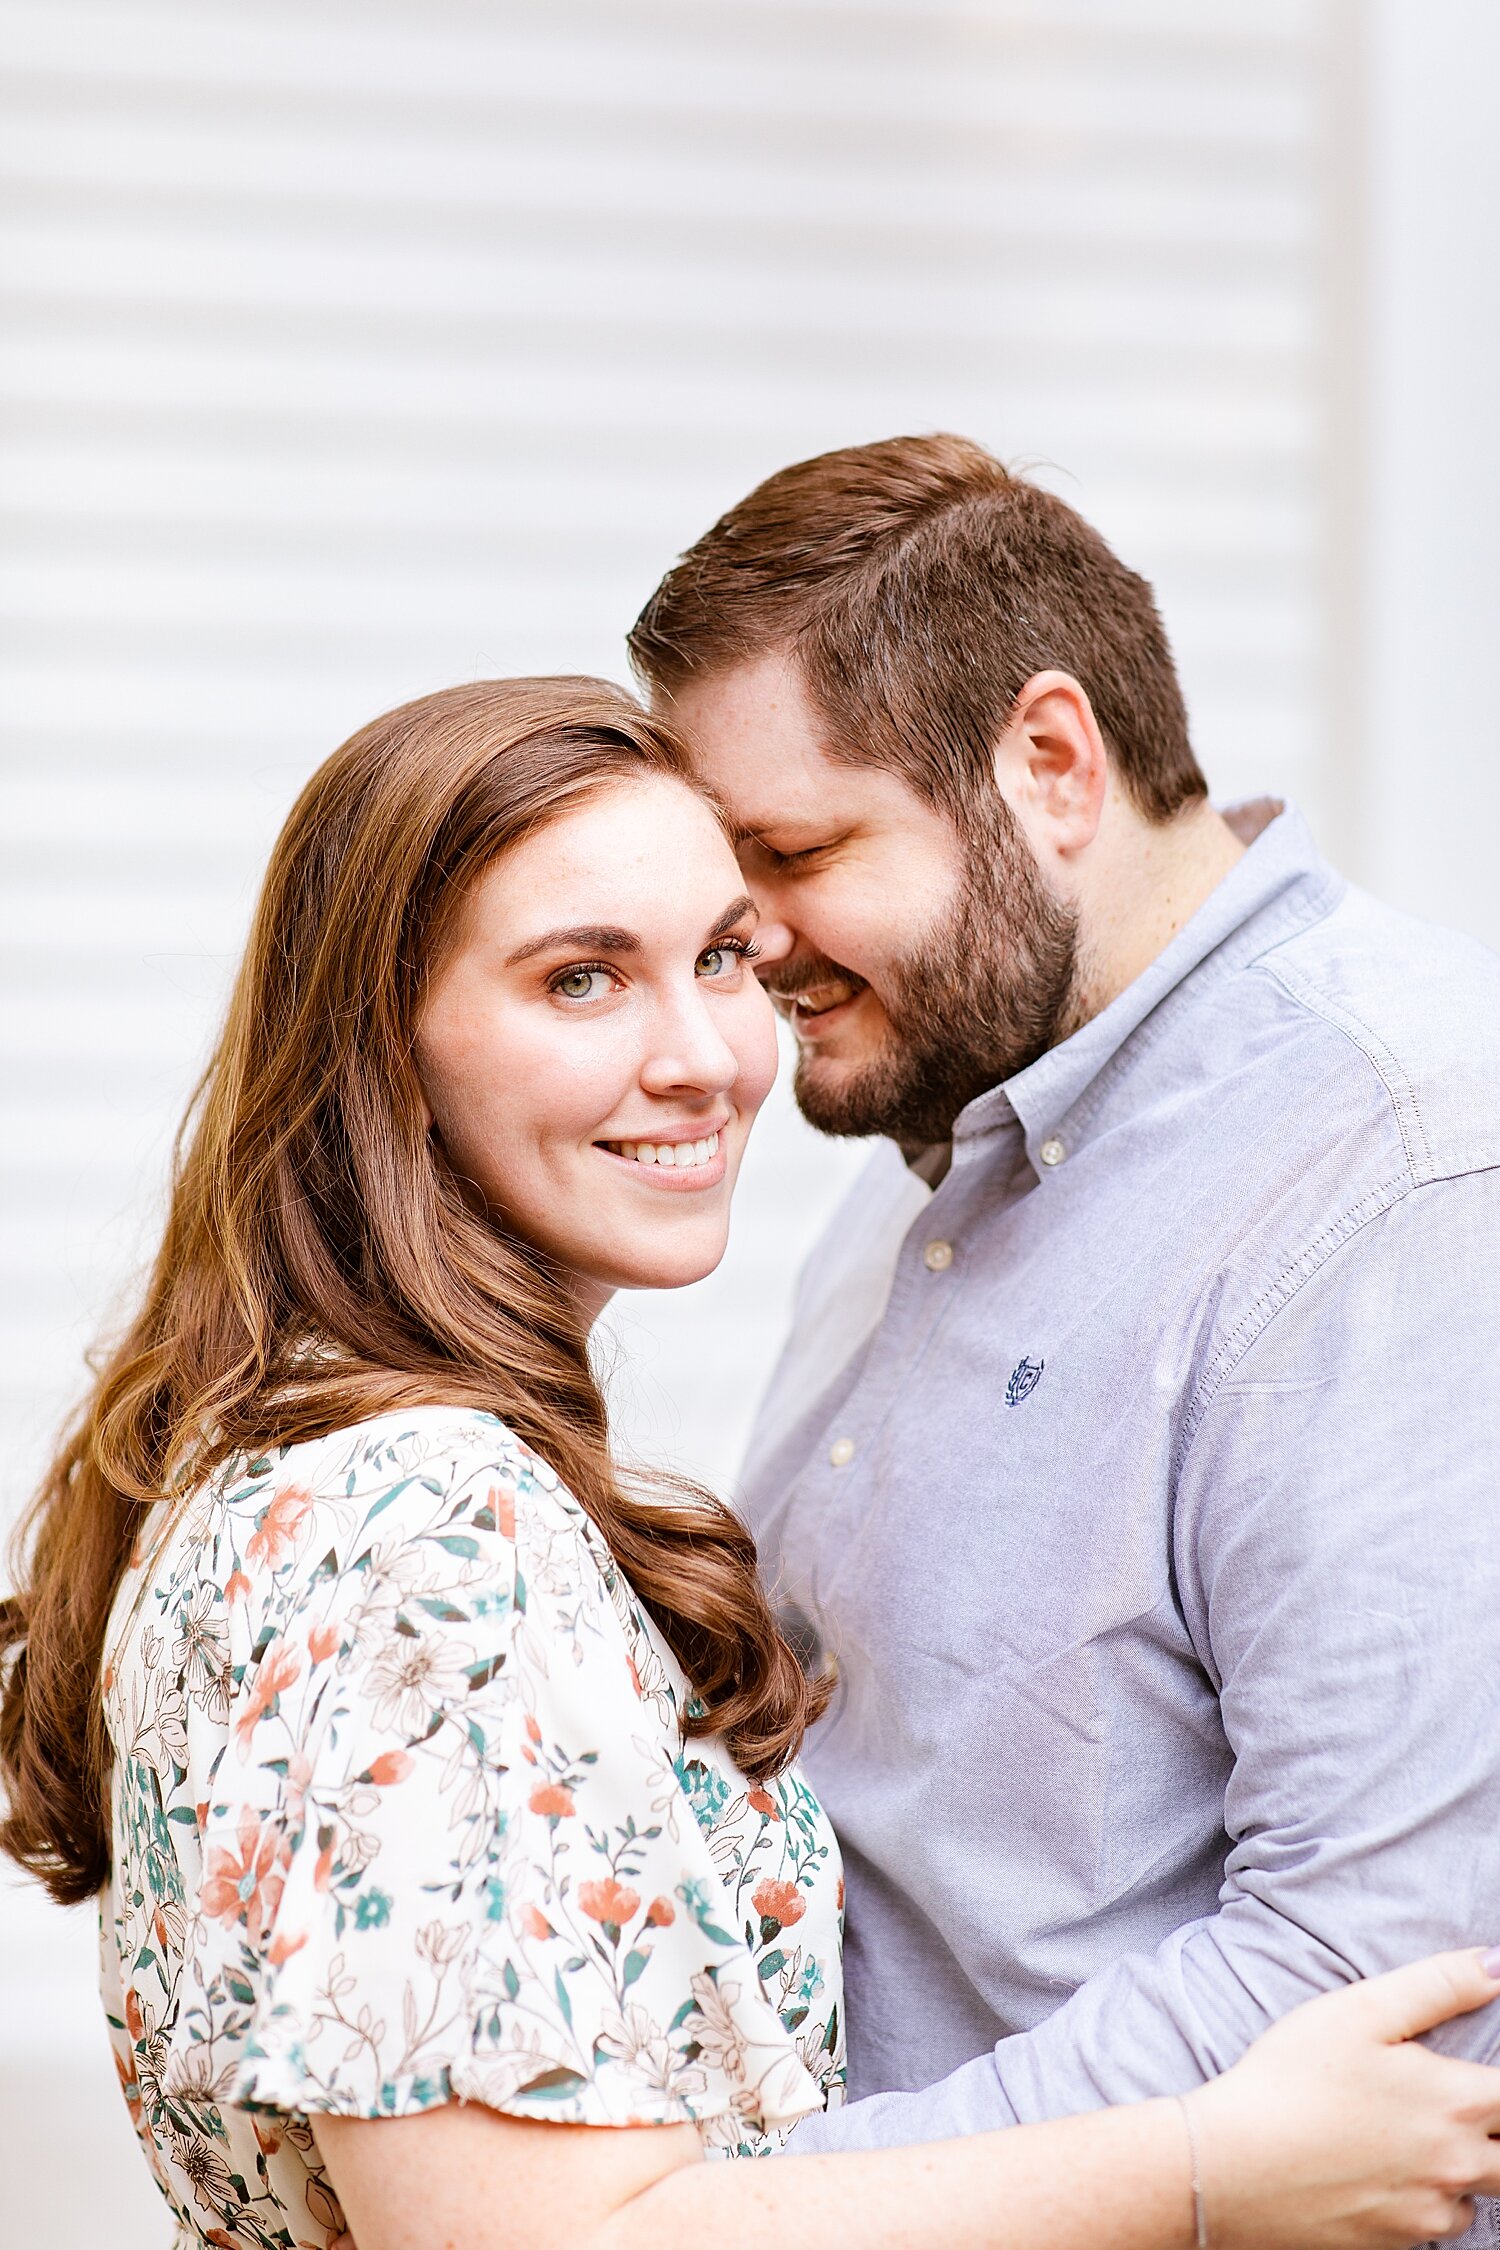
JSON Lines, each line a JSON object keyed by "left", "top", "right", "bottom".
{"left": 801, "top": 1124, "right": 1024, "bottom": 1630}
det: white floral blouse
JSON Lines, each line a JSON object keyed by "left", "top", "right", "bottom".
{"left": 99, "top": 1407, "right": 845, "bottom": 2247}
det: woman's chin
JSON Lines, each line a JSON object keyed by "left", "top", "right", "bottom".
{"left": 584, "top": 1231, "right": 731, "bottom": 1299}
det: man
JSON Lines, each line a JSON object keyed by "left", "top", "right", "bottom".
{"left": 627, "top": 436, "right": 1500, "bottom": 2192}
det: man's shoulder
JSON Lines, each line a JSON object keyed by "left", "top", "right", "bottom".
{"left": 1250, "top": 884, "right": 1500, "bottom": 1183}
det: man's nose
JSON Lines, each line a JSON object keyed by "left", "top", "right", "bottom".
{"left": 738, "top": 867, "right": 795, "bottom": 966}
{"left": 752, "top": 913, "right": 795, "bottom": 968}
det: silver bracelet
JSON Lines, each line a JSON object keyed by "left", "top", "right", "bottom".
{"left": 1174, "top": 2092, "right": 1210, "bottom": 2250}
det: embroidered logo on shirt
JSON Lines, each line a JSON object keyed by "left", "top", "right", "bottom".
{"left": 1005, "top": 1356, "right": 1045, "bottom": 1408}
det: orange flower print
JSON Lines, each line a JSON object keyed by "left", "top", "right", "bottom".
{"left": 837, "top": 1875, "right": 845, "bottom": 1912}
{"left": 751, "top": 1877, "right": 806, "bottom": 1931}
{"left": 199, "top": 1808, "right": 288, "bottom": 1944}
{"left": 267, "top": 1929, "right": 307, "bottom": 1969}
{"left": 245, "top": 1483, "right": 314, "bottom": 1572}
{"left": 233, "top": 1638, "right": 301, "bottom": 1756}
{"left": 491, "top": 1483, "right": 516, "bottom": 1539}
{"left": 746, "top": 1787, "right": 780, "bottom": 1819}
{"left": 525, "top": 1713, "right": 543, "bottom": 1746}
{"left": 578, "top": 1877, "right": 639, "bottom": 1928}
{"left": 225, "top": 1570, "right": 251, "bottom": 1604}
{"left": 527, "top": 1782, "right": 575, "bottom": 1819}
{"left": 365, "top": 1751, "right": 412, "bottom": 1787}
{"left": 308, "top": 1621, "right": 341, "bottom": 1664}
{"left": 521, "top": 1904, "right": 554, "bottom": 1942}
{"left": 645, "top": 1895, "right": 675, "bottom": 1927}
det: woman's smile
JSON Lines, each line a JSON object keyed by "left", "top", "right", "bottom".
{"left": 596, "top": 1123, "right": 728, "bottom": 1185}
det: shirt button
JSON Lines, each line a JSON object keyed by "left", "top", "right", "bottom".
{"left": 1039, "top": 1136, "right": 1067, "bottom": 1168}
{"left": 922, "top": 1239, "right": 954, "bottom": 1272}
{"left": 828, "top": 1436, "right": 856, "bottom": 1468}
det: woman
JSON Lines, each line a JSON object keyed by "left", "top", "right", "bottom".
{"left": 3, "top": 677, "right": 1499, "bottom": 2250}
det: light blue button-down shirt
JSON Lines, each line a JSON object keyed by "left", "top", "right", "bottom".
{"left": 743, "top": 805, "right": 1500, "bottom": 2227}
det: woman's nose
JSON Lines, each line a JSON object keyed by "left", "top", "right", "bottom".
{"left": 638, "top": 992, "right": 741, "bottom": 1095}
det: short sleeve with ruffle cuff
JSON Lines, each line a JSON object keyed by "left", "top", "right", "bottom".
{"left": 141, "top": 1409, "right": 828, "bottom": 2145}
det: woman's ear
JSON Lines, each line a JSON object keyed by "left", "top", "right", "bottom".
{"left": 992, "top": 670, "right": 1109, "bottom": 863}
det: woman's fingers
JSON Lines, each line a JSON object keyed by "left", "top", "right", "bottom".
{"left": 1343, "top": 1949, "right": 1500, "bottom": 2044}
{"left": 1433, "top": 2055, "right": 1500, "bottom": 2137}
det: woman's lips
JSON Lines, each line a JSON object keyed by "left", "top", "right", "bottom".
{"left": 593, "top": 1127, "right": 729, "bottom": 1191}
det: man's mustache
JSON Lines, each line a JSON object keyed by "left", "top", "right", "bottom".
{"left": 759, "top": 954, "right": 870, "bottom": 1001}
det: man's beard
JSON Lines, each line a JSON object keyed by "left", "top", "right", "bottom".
{"left": 769, "top": 795, "right": 1079, "bottom": 1148}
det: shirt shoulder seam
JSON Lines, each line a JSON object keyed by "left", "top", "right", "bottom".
{"left": 1174, "top": 1170, "right": 1413, "bottom": 1472}
{"left": 1252, "top": 951, "right": 1436, "bottom": 1183}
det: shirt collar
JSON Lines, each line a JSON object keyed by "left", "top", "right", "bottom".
{"left": 947, "top": 799, "right": 1344, "bottom": 1177}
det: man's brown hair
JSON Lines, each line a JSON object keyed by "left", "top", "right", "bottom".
{"left": 629, "top": 432, "right": 1206, "bottom": 824}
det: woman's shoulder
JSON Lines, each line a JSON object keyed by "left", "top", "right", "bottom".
{"left": 210, "top": 1404, "right": 586, "bottom": 1580}
{"left": 105, "top": 1405, "right": 605, "bottom": 1700}
{"left": 244, "top": 1403, "right": 564, "bottom": 1512}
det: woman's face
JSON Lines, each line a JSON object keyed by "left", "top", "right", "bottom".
{"left": 415, "top": 773, "right": 779, "bottom": 1320}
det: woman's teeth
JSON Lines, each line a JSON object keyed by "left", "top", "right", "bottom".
{"left": 606, "top": 1132, "right": 721, "bottom": 1169}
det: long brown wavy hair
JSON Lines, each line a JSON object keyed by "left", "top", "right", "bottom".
{"left": 0, "top": 676, "right": 828, "bottom": 1905}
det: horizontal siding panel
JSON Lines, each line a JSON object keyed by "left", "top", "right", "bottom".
{"left": 0, "top": 5, "right": 1322, "bottom": 138}
{"left": 0, "top": 0, "right": 1339, "bottom": 1533}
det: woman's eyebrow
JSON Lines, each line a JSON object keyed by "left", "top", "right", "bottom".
{"left": 708, "top": 893, "right": 757, "bottom": 939}
{"left": 506, "top": 923, "right": 639, "bottom": 965}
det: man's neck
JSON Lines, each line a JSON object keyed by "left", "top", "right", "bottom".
{"left": 1060, "top": 796, "right": 1255, "bottom": 1036}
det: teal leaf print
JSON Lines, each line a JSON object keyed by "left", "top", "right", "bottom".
{"left": 517, "top": 2067, "right": 588, "bottom": 2101}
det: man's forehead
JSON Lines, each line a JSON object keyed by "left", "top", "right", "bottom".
{"left": 666, "top": 663, "right": 843, "bottom": 817}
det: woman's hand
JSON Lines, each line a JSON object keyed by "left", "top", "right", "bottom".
{"left": 1193, "top": 1947, "right": 1500, "bottom": 2248}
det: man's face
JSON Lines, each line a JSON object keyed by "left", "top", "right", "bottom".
{"left": 667, "top": 653, "right": 1078, "bottom": 1146}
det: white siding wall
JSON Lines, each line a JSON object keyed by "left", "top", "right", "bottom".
{"left": 0, "top": 3, "right": 1365, "bottom": 2241}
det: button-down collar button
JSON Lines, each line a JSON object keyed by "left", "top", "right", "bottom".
{"left": 828, "top": 1436, "right": 856, "bottom": 1468}
{"left": 1039, "top": 1136, "right": 1067, "bottom": 1168}
{"left": 922, "top": 1239, "right": 954, "bottom": 1272}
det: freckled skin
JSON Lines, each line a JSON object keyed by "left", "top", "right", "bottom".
{"left": 415, "top": 775, "right": 779, "bottom": 1323}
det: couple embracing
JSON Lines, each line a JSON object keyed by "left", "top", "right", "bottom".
{"left": 5, "top": 435, "right": 1500, "bottom": 2250}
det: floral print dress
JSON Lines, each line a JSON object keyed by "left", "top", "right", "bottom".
{"left": 100, "top": 1406, "right": 844, "bottom": 2248}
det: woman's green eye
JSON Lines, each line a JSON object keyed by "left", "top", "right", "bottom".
{"left": 697, "top": 946, "right": 733, "bottom": 977}
{"left": 556, "top": 968, "right": 605, "bottom": 1000}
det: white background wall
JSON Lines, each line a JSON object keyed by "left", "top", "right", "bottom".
{"left": 1, "top": 2, "right": 1495, "bottom": 2242}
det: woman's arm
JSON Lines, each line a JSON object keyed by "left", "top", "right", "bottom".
{"left": 315, "top": 1948, "right": 1500, "bottom": 2250}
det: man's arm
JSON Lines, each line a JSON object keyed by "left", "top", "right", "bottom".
{"left": 788, "top": 1169, "right": 1500, "bottom": 2154}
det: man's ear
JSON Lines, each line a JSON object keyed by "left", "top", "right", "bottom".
{"left": 992, "top": 670, "right": 1109, "bottom": 862}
